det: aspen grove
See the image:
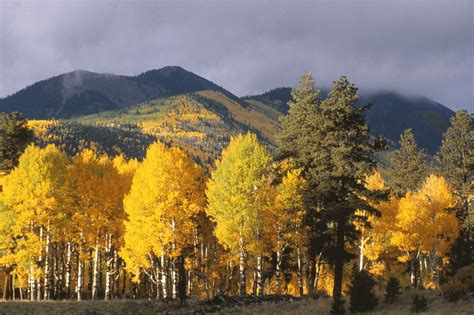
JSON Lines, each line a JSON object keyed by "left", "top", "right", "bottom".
{"left": 0, "top": 75, "right": 472, "bottom": 303}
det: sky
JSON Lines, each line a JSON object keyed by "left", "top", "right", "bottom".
{"left": 0, "top": 0, "right": 473, "bottom": 112}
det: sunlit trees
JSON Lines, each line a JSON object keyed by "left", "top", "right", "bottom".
{"left": 354, "top": 171, "right": 387, "bottom": 272}
{"left": 121, "top": 142, "right": 205, "bottom": 300}
{"left": 0, "top": 144, "right": 68, "bottom": 300}
{"left": 206, "top": 133, "right": 272, "bottom": 296}
{"left": 392, "top": 175, "right": 458, "bottom": 288}
{"left": 264, "top": 162, "right": 308, "bottom": 295}
{"left": 67, "top": 149, "right": 127, "bottom": 300}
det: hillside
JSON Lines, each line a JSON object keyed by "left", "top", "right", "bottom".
{"left": 0, "top": 66, "right": 240, "bottom": 119}
{"left": 26, "top": 90, "right": 279, "bottom": 165}
{"left": 244, "top": 88, "right": 454, "bottom": 154}
{"left": 1, "top": 67, "right": 456, "bottom": 154}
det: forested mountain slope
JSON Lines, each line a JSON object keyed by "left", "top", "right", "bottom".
{"left": 244, "top": 88, "right": 454, "bottom": 154}
{"left": 1, "top": 67, "right": 455, "bottom": 154}
{"left": 0, "top": 66, "right": 240, "bottom": 119}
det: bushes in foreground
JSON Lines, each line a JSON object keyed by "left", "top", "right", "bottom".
{"left": 385, "top": 277, "right": 402, "bottom": 303}
{"left": 348, "top": 270, "right": 378, "bottom": 312}
{"left": 442, "top": 264, "right": 474, "bottom": 302}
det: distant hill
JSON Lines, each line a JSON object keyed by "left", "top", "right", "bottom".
{"left": 244, "top": 88, "right": 454, "bottom": 154}
{"left": 1, "top": 67, "right": 455, "bottom": 154}
{"left": 0, "top": 66, "right": 241, "bottom": 119}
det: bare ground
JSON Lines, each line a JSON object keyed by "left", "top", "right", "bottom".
{"left": 0, "top": 291, "right": 472, "bottom": 315}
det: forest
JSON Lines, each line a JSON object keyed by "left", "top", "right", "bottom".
{"left": 0, "top": 74, "right": 472, "bottom": 314}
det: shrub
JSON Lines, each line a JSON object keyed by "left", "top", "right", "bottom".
{"left": 385, "top": 277, "right": 402, "bottom": 303}
{"left": 411, "top": 294, "right": 427, "bottom": 313}
{"left": 442, "top": 264, "right": 474, "bottom": 302}
{"left": 330, "top": 296, "right": 346, "bottom": 315}
{"left": 348, "top": 270, "right": 378, "bottom": 312}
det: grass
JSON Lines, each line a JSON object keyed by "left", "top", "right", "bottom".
{"left": 1, "top": 290, "right": 472, "bottom": 315}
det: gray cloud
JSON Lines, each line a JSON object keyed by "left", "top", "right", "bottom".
{"left": 0, "top": 0, "right": 472, "bottom": 111}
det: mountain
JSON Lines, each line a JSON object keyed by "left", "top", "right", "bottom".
{"left": 243, "top": 88, "right": 454, "bottom": 154}
{"left": 0, "top": 66, "right": 241, "bottom": 119}
{"left": 1, "top": 67, "right": 456, "bottom": 154}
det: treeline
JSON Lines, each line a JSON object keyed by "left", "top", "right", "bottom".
{"left": 0, "top": 75, "right": 472, "bottom": 310}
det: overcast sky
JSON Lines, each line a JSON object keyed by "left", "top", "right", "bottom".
{"left": 1, "top": 0, "right": 473, "bottom": 111}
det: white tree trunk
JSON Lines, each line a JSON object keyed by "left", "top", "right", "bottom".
{"left": 36, "top": 226, "right": 43, "bottom": 301}
{"left": 275, "top": 246, "right": 282, "bottom": 294}
{"left": 239, "top": 235, "right": 246, "bottom": 296}
{"left": 359, "top": 237, "right": 368, "bottom": 271}
{"left": 91, "top": 240, "right": 100, "bottom": 300}
{"left": 297, "top": 246, "right": 303, "bottom": 296}
{"left": 43, "top": 223, "right": 51, "bottom": 300}
{"left": 161, "top": 253, "right": 168, "bottom": 299}
{"left": 105, "top": 234, "right": 113, "bottom": 301}
{"left": 65, "top": 242, "right": 72, "bottom": 297}
{"left": 256, "top": 254, "right": 263, "bottom": 296}
{"left": 76, "top": 253, "right": 84, "bottom": 301}
{"left": 29, "top": 267, "right": 36, "bottom": 301}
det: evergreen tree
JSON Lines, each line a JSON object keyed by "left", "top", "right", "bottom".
{"left": 0, "top": 112, "right": 33, "bottom": 173}
{"left": 277, "top": 74, "right": 384, "bottom": 300}
{"left": 387, "top": 129, "right": 426, "bottom": 197}
{"left": 348, "top": 269, "right": 378, "bottom": 312}
{"left": 385, "top": 277, "right": 402, "bottom": 303}
{"left": 437, "top": 110, "right": 473, "bottom": 273}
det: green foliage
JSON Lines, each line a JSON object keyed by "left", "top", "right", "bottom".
{"left": 0, "top": 112, "right": 33, "bottom": 173}
{"left": 206, "top": 133, "right": 272, "bottom": 254}
{"left": 278, "top": 73, "right": 385, "bottom": 298}
{"left": 33, "top": 121, "right": 155, "bottom": 160}
{"left": 348, "top": 269, "right": 378, "bottom": 312}
{"left": 437, "top": 110, "right": 474, "bottom": 274}
{"left": 411, "top": 294, "right": 427, "bottom": 313}
{"left": 385, "top": 277, "right": 402, "bottom": 303}
{"left": 387, "top": 128, "right": 426, "bottom": 197}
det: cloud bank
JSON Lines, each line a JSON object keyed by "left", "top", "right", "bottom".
{"left": 0, "top": 0, "right": 472, "bottom": 111}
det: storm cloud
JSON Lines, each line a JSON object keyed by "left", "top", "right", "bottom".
{"left": 0, "top": 0, "right": 472, "bottom": 111}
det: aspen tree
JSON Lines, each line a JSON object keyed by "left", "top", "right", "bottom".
{"left": 206, "top": 133, "right": 272, "bottom": 296}
{"left": 121, "top": 142, "right": 205, "bottom": 300}
{"left": 0, "top": 145, "right": 67, "bottom": 300}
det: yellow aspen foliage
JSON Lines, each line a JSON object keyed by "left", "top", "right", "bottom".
{"left": 416, "top": 175, "right": 458, "bottom": 256}
{"left": 353, "top": 171, "right": 400, "bottom": 275}
{"left": 121, "top": 142, "right": 205, "bottom": 279}
{"left": 0, "top": 144, "right": 68, "bottom": 285}
{"left": 206, "top": 133, "right": 272, "bottom": 295}
{"left": 392, "top": 175, "right": 457, "bottom": 258}
{"left": 206, "top": 133, "right": 271, "bottom": 255}
{"left": 261, "top": 160, "right": 308, "bottom": 293}
{"left": 392, "top": 174, "right": 458, "bottom": 286}
{"left": 67, "top": 149, "right": 126, "bottom": 243}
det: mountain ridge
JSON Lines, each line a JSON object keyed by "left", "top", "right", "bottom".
{"left": 0, "top": 67, "right": 455, "bottom": 154}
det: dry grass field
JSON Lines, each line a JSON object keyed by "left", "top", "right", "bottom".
{"left": 0, "top": 290, "right": 472, "bottom": 315}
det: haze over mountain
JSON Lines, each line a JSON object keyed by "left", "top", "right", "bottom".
{"left": 0, "top": 66, "right": 454, "bottom": 154}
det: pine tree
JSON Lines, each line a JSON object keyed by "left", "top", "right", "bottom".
{"left": 277, "top": 74, "right": 384, "bottom": 300}
{"left": 388, "top": 129, "right": 426, "bottom": 197}
{"left": 206, "top": 133, "right": 272, "bottom": 296}
{"left": 437, "top": 110, "right": 473, "bottom": 273}
{"left": 348, "top": 269, "right": 378, "bottom": 312}
{"left": 385, "top": 277, "right": 402, "bottom": 303}
{"left": 0, "top": 112, "right": 33, "bottom": 174}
